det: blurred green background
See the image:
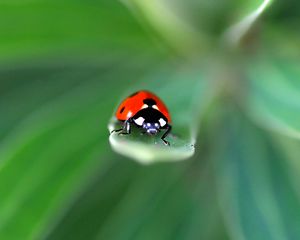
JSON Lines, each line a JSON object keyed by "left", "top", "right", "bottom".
{"left": 1, "top": 0, "right": 300, "bottom": 239}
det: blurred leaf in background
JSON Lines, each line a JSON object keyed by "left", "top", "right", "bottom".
{"left": 0, "top": 0, "right": 300, "bottom": 240}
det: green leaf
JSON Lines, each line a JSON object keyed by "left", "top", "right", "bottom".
{"left": 108, "top": 121, "right": 194, "bottom": 164}
{"left": 224, "top": 0, "right": 273, "bottom": 46}
{"left": 44, "top": 152, "right": 228, "bottom": 240}
{"left": 0, "top": 1, "right": 158, "bottom": 61}
{"left": 122, "top": 0, "right": 206, "bottom": 54}
{"left": 108, "top": 65, "right": 214, "bottom": 164}
{"left": 211, "top": 108, "right": 300, "bottom": 240}
{"left": 124, "top": 0, "right": 274, "bottom": 53}
{"left": 272, "top": 135, "right": 300, "bottom": 200}
{"left": 245, "top": 56, "right": 300, "bottom": 139}
{"left": 0, "top": 56, "right": 155, "bottom": 240}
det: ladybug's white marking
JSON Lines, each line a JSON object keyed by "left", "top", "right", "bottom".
{"left": 134, "top": 117, "right": 145, "bottom": 126}
{"left": 142, "top": 104, "right": 148, "bottom": 109}
{"left": 152, "top": 105, "right": 159, "bottom": 110}
{"left": 159, "top": 118, "right": 166, "bottom": 127}
{"left": 127, "top": 111, "right": 132, "bottom": 118}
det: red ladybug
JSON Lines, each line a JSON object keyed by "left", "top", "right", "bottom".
{"left": 112, "top": 90, "right": 172, "bottom": 145}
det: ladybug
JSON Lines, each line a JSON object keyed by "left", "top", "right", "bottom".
{"left": 112, "top": 90, "right": 172, "bottom": 145}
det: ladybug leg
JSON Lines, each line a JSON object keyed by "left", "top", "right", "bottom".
{"left": 110, "top": 128, "right": 123, "bottom": 134}
{"left": 111, "top": 118, "right": 133, "bottom": 135}
{"left": 161, "top": 124, "right": 172, "bottom": 146}
{"left": 118, "top": 118, "right": 133, "bottom": 135}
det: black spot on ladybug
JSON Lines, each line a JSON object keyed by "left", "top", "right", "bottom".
{"left": 120, "top": 106, "right": 125, "bottom": 114}
{"left": 143, "top": 98, "right": 156, "bottom": 106}
{"left": 129, "top": 91, "right": 139, "bottom": 97}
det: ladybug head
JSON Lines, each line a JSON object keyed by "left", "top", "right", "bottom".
{"left": 142, "top": 122, "right": 160, "bottom": 135}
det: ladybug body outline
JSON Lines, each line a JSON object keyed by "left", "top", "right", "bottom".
{"left": 112, "top": 90, "right": 172, "bottom": 145}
